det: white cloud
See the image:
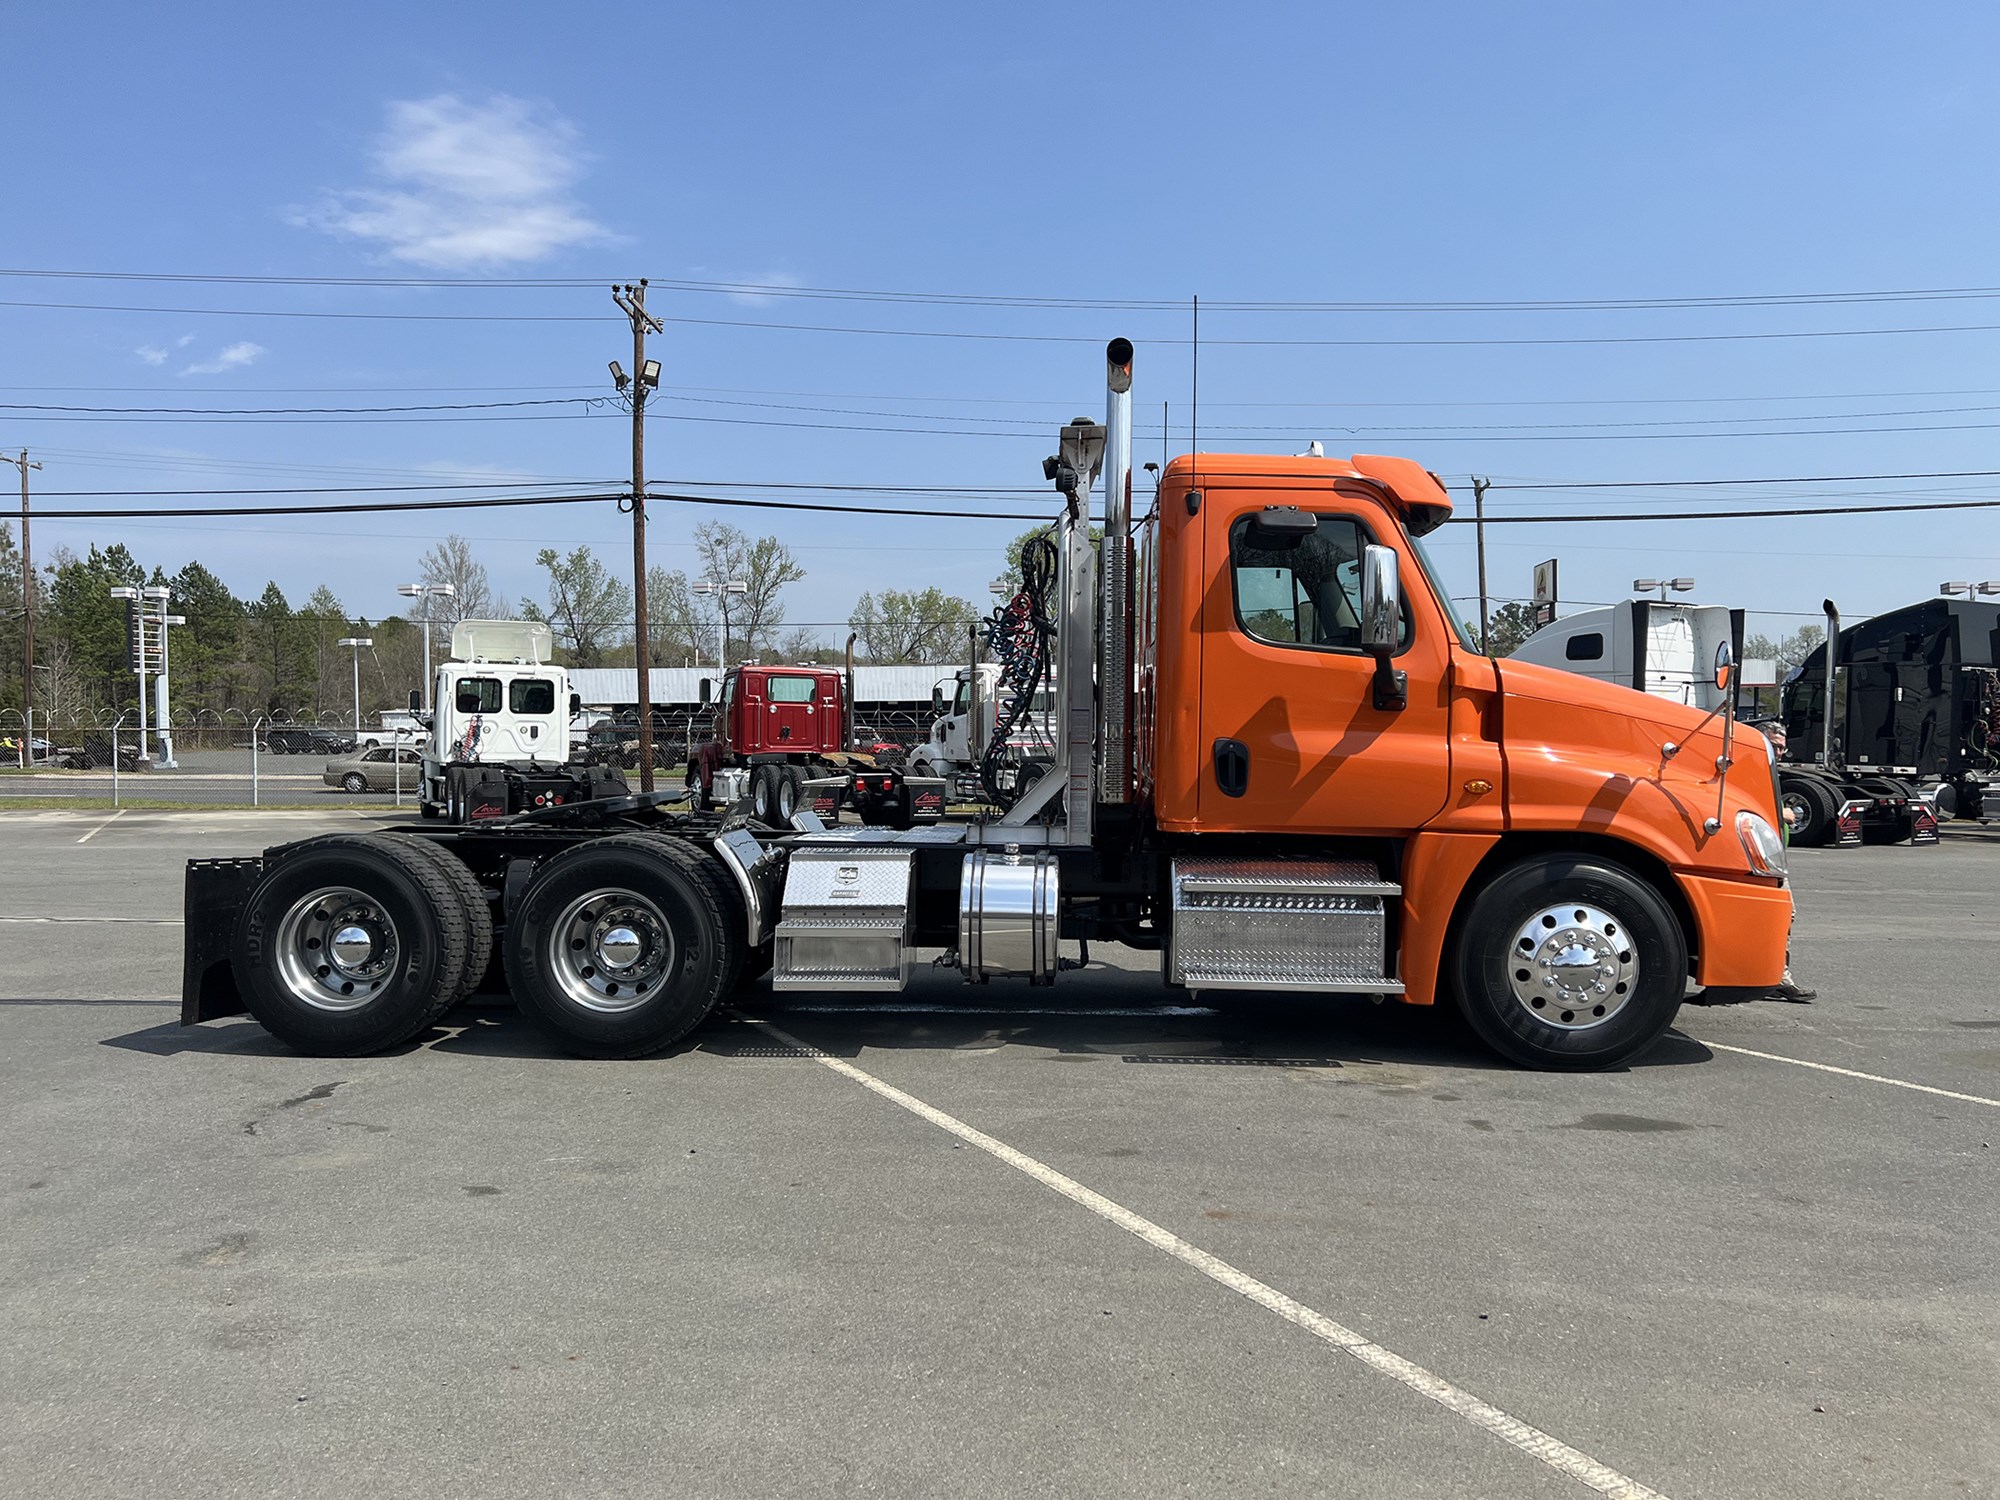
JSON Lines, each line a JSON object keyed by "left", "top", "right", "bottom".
{"left": 176, "top": 333, "right": 196, "bottom": 348}
{"left": 291, "top": 93, "right": 610, "bottom": 269}
{"left": 181, "top": 341, "right": 266, "bottom": 376}
{"left": 135, "top": 345, "right": 169, "bottom": 366}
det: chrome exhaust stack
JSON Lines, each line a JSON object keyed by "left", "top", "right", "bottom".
{"left": 1097, "top": 337, "right": 1135, "bottom": 806}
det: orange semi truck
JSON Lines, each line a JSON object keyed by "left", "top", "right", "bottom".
{"left": 180, "top": 340, "right": 1793, "bottom": 1070}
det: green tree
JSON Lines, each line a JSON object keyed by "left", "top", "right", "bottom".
{"left": 418, "top": 534, "right": 494, "bottom": 622}
{"left": 999, "top": 523, "right": 1099, "bottom": 590}
{"left": 849, "top": 586, "right": 980, "bottom": 662}
{"left": 692, "top": 522, "right": 805, "bottom": 664}
{"left": 1477, "top": 601, "right": 1538, "bottom": 657}
{"left": 44, "top": 543, "right": 146, "bottom": 712}
{"left": 522, "top": 546, "right": 631, "bottom": 668}
{"left": 168, "top": 560, "right": 248, "bottom": 717}
{"left": 0, "top": 522, "right": 20, "bottom": 713}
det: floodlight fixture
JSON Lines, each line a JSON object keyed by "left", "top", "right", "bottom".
{"left": 609, "top": 360, "right": 630, "bottom": 390}
{"left": 640, "top": 359, "right": 661, "bottom": 389}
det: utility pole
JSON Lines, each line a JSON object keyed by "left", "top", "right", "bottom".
{"left": 1472, "top": 475, "right": 1492, "bottom": 652}
{"left": 611, "top": 280, "right": 664, "bottom": 792}
{"left": 4, "top": 450, "right": 40, "bottom": 733}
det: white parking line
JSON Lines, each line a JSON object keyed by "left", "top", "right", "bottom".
{"left": 74, "top": 810, "right": 126, "bottom": 843}
{"left": 1706, "top": 1041, "right": 2000, "bottom": 1109}
{"left": 774, "top": 1003, "right": 1218, "bottom": 1018}
{"left": 0, "top": 916, "right": 183, "bottom": 925}
{"left": 745, "top": 1014, "right": 1667, "bottom": 1500}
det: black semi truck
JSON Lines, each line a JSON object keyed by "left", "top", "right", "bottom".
{"left": 1781, "top": 597, "right": 1999, "bottom": 841}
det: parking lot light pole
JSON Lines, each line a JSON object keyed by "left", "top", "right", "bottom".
{"left": 692, "top": 578, "right": 748, "bottom": 695}
{"left": 338, "top": 637, "right": 373, "bottom": 738}
{"left": 397, "top": 583, "right": 455, "bottom": 712}
{"left": 1633, "top": 576, "right": 1696, "bottom": 603}
{"left": 146, "top": 588, "right": 177, "bottom": 769}
{"left": 1939, "top": 580, "right": 2000, "bottom": 598}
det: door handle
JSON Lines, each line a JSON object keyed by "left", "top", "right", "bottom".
{"left": 1213, "top": 738, "right": 1249, "bottom": 798}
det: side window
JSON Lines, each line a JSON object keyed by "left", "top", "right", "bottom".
{"left": 1564, "top": 633, "right": 1605, "bottom": 662}
{"left": 509, "top": 678, "right": 555, "bottom": 714}
{"left": 1229, "top": 513, "right": 1409, "bottom": 653}
{"left": 766, "top": 675, "right": 817, "bottom": 704}
{"left": 455, "top": 677, "right": 501, "bottom": 713}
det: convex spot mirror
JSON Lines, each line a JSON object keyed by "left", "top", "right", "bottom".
{"left": 1244, "top": 506, "right": 1317, "bottom": 550}
{"left": 1713, "top": 640, "right": 1736, "bottom": 692}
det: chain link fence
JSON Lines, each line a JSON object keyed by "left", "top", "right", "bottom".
{"left": 0, "top": 703, "right": 940, "bottom": 808}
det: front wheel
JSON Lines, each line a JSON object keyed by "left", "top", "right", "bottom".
{"left": 1449, "top": 855, "right": 1688, "bottom": 1071}
{"left": 341, "top": 772, "right": 367, "bottom": 794}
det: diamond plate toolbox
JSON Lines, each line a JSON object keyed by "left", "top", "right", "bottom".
{"left": 773, "top": 846, "right": 915, "bottom": 991}
{"left": 1168, "top": 855, "right": 1403, "bottom": 992}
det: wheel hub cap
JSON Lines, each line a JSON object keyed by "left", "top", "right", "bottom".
{"left": 550, "top": 888, "right": 675, "bottom": 1014}
{"left": 275, "top": 886, "right": 401, "bottom": 1013}
{"left": 329, "top": 924, "right": 375, "bottom": 966}
{"left": 1507, "top": 903, "right": 1638, "bottom": 1031}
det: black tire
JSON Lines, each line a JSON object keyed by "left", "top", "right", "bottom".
{"left": 503, "top": 835, "right": 736, "bottom": 1058}
{"left": 1449, "top": 855, "right": 1687, "bottom": 1071}
{"left": 776, "top": 767, "right": 802, "bottom": 822}
{"left": 750, "top": 765, "right": 781, "bottom": 823}
{"left": 375, "top": 833, "right": 496, "bottom": 1002}
{"left": 341, "top": 772, "right": 368, "bottom": 794}
{"left": 1782, "top": 777, "right": 1838, "bottom": 847}
{"left": 636, "top": 833, "right": 748, "bottom": 1002}
{"left": 231, "top": 834, "right": 470, "bottom": 1055}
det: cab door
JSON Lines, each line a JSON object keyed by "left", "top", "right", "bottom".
{"left": 1195, "top": 485, "right": 1453, "bottom": 835}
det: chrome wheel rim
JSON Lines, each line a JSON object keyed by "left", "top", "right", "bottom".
{"left": 275, "top": 885, "right": 401, "bottom": 1012}
{"left": 546, "top": 886, "right": 674, "bottom": 1014}
{"left": 1506, "top": 902, "right": 1637, "bottom": 1031}
{"left": 777, "top": 775, "right": 797, "bottom": 818}
{"left": 1782, "top": 790, "right": 1811, "bottom": 829}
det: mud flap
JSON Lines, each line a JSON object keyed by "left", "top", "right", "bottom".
{"left": 181, "top": 857, "right": 263, "bottom": 1024}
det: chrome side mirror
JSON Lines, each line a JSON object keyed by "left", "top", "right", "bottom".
{"left": 1360, "top": 544, "right": 1401, "bottom": 653}
{"left": 1713, "top": 640, "right": 1735, "bottom": 693}
{"left": 1360, "top": 544, "right": 1407, "bottom": 711}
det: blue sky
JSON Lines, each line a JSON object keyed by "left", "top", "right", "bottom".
{"left": 5, "top": 2, "right": 2000, "bottom": 646}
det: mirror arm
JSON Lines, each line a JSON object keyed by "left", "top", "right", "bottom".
{"left": 1371, "top": 654, "right": 1407, "bottom": 712}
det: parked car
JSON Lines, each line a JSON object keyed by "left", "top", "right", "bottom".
{"left": 322, "top": 745, "right": 423, "bottom": 793}
{"left": 263, "top": 727, "right": 355, "bottom": 756}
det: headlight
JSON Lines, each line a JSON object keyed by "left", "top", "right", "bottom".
{"left": 1736, "top": 810, "right": 1788, "bottom": 878}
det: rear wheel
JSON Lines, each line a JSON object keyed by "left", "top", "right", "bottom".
{"left": 1782, "top": 777, "right": 1838, "bottom": 846}
{"left": 231, "top": 834, "right": 470, "bottom": 1054}
{"left": 1450, "top": 855, "right": 1687, "bottom": 1071}
{"left": 750, "top": 765, "right": 781, "bottom": 823}
{"left": 503, "top": 835, "right": 736, "bottom": 1058}
{"left": 775, "top": 767, "right": 801, "bottom": 822}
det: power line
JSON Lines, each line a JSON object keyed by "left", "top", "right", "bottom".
{"left": 0, "top": 397, "right": 597, "bottom": 415}
{"left": 20, "top": 295, "right": 2000, "bottom": 348}
{"left": 1493, "top": 467, "right": 2000, "bottom": 491}
{"left": 17, "top": 266, "right": 2000, "bottom": 313}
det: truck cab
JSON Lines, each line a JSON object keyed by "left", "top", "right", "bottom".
{"left": 420, "top": 619, "right": 616, "bottom": 820}
{"left": 909, "top": 664, "right": 1056, "bottom": 796}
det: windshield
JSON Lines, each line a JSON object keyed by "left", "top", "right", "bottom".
{"left": 1407, "top": 528, "right": 1478, "bottom": 651}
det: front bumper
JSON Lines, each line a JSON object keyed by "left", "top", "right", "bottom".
{"left": 1679, "top": 870, "right": 1793, "bottom": 989}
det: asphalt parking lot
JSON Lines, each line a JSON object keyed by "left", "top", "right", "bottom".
{"left": 1, "top": 810, "right": 1995, "bottom": 1499}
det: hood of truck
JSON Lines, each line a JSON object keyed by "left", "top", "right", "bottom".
{"left": 1482, "top": 655, "right": 1781, "bottom": 874}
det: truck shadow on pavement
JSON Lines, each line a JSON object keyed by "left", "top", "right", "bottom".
{"left": 94, "top": 983, "right": 1715, "bottom": 1074}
